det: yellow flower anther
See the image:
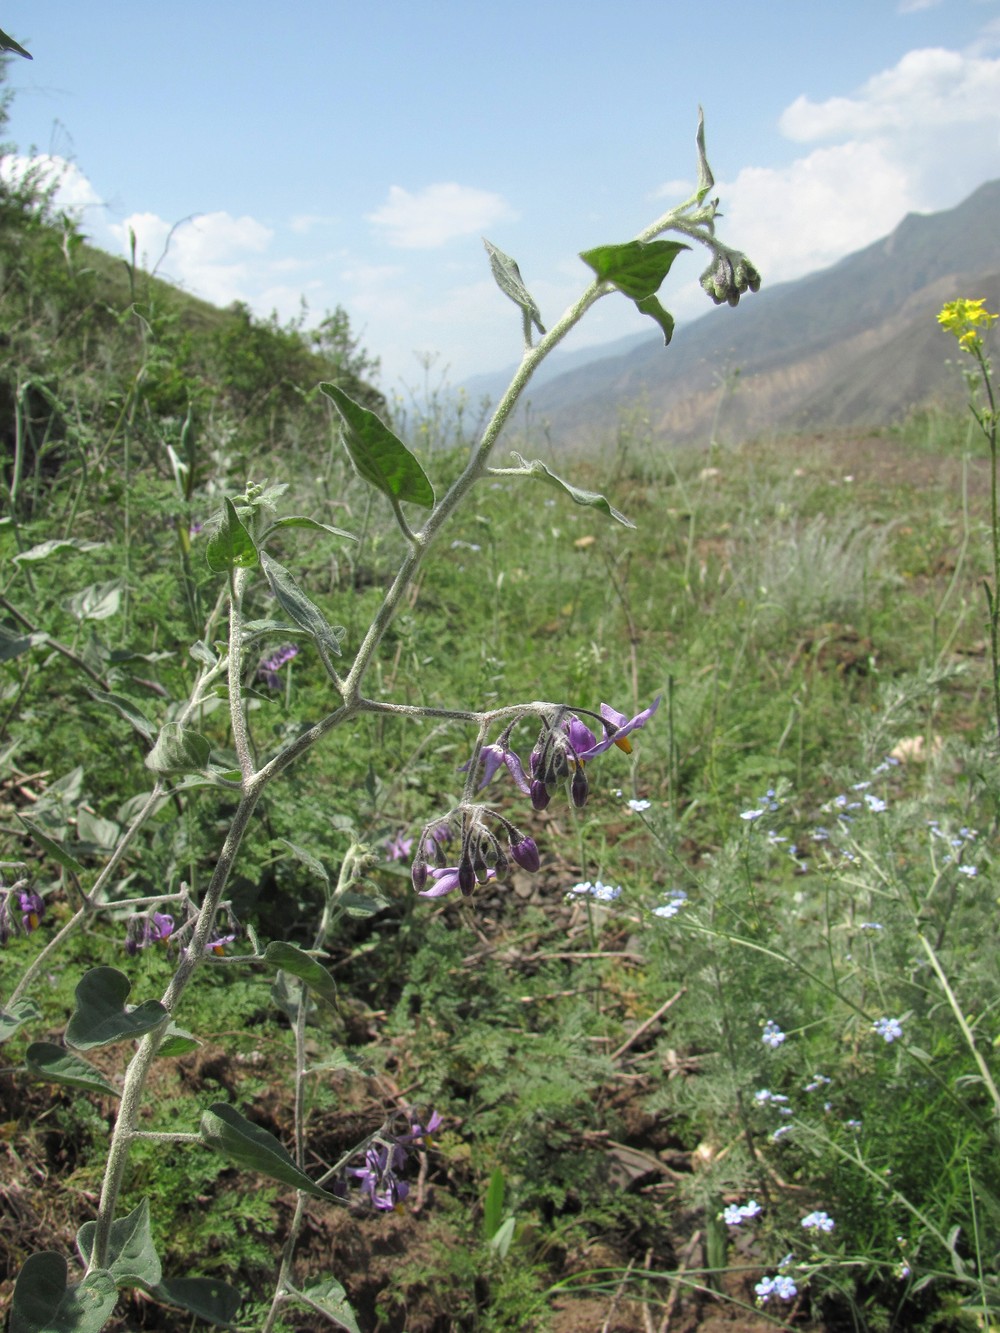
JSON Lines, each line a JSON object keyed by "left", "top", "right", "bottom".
{"left": 614, "top": 735, "right": 634, "bottom": 754}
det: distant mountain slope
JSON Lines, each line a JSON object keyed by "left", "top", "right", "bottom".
{"left": 501, "top": 180, "right": 1000, "bottom": 449}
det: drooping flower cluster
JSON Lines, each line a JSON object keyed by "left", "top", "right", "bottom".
{"left": 410, "top": 698, "right": 659, "bottom": 902}
{"left": 411, "top": 806, "right": 539, "bottom": 899}
{"left": 335, "top": 1110, "right": 442, "bottom": 1212}
{"left": 0, "top": 886, "right": 45, "bottom": 945}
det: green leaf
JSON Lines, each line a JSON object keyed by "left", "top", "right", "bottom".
{"left": 157, "top": 1023, "right": 200, "bottom": 1058}
{"left": 0, "top": 624, "right": 36, "bottom": 661}
{"left": 0, "top": 999, "right": 41, "bottom": 1044}
{"left": 262, "top": 515, "right": 358, "bottom": 543}
{"left": 259, "top": 553, "right": 344, "bottom": 656}
{"left": 25, "top": 1042, "right": 119, "bottom": 1097}
{"left": 509, "top": 452, "right": 635, "bottom": 528}
{"left": 290, "top": 1278, "right": 362, "bottom": 1333}
{"left": 338, "top": 887, "right": 390, "bottom": 918}
{"left": 321, "top": 383, "right": 434, "bottom": 509}
{"left": 145, "top": 722, "right": 212, "bottom": 775}
{"left": 9, "top": 1253, "right": 117, "bottom": 1333}
{"left": 13, "top": 538, "right": 103, "bottom": 565}
{"left": 85, "top": 689, "right": 157, "bottom": 742}
{"left": 695, "top": 106, "right": 715, "bottom": 203}
{"left": 489, "top": 1215, "right": 516, "bottom": 1259}
{"left": 483, "top": 239, "right": 545, "bottom": 337}
{"left": 76, "top": 809, "right": 121, "bottom": 851}
{"left": 65, "top": 967, "right": 168, "bottom": 1051}
{"left": 579, "top": 238, "right": 689, "bottom": 300}
{"left": 276, "top": 837, "right": 331, "bottom": 890}
{"left": 206, "top": 497, "right": 259, "bottom": 573}
{"left": 199, "top": 1102, "right": 341, "bottom": 1202}
{"left": 65, "top": 580, "right": 123, "bottom": 623}
{"left": 17, "top": 815, "right": 85, "bottom": 874}
{"left": 0, "top": 26, "right": 32, "bottom": 58}
{"left": 77, "top": 1198, "right": 162, "bottom": 1291}
{"left": 635, "top": 293, "right": 676, "bottom": 346}
{"left": 263, "top": 941, "right": 337, "bottom": 1007}
{"left": 152, "top": 1276, "right": 242, "bottom": 1327}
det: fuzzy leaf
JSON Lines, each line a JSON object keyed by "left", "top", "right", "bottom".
{"left": 483, "top": 239, "right": 545, "bottom": 337}
{"left": 9, "top": 1253, "right": 117, "bottom": 1333}
{"left": 0, "top": 999, "right": 41, "bottom": 1044}
{"left": 321, "top": 384, "right": 434, "bottom": 508}
{"left": 695, "top": 107, "right": 715, "bottom": 202}
{"left": 200, "top": 1102, "right": 342, "bottom": 1201}
{"left": 145, "top": 722, "right": 212, "bottom": 775}
{"left": 0, "top": 624, "right": 35, "bottom": 661}
{"left": 263, "top": 515, "right": 358, "bottom": 543}
{"left": 263, "top": 941, "right": 338, "bottom": 1007}
{"left": 85, "top": 689, "right": 158, "bottom": 742}
{"left": 206, "top": 497, "right": 259, "bottom": 573}
{"left": 25, "top": 1042, "right": 119, "bottom": 1097}
{"left": 153, "top": 1276, "right": 242, "bottom": 1327}
{"left": 259, "top": 552, "right": 343, "bottom": 656}
{"left": 65, "top": 967, "right": 168, "bottom": 1051}
{"left": 17, "top": 815, "right": 85, "bottom": 874}
{"left": 77, "top": 1198, "right": 162, "bottom": 1291}
{"left": 580, "top": 239, "right": 688, "bottom": 300}
{"left": 65, "top": 580, "right": 123, "bottom": 623}
{"left": 0, "top": 27, "right": 32, "bottom": 58}
{"left": 291, "top": 1278, "right": 362, "bottom": 1333}
{"left": 635, "top": 294, "right": 676, "bottom": 345}
{"left": 509, "top": 452, "right": 634, "bottom": 528}
{"left": 157, "top": 1023, "right": 200, "bottom": 1058}
{"left": 13, "top": 538, "right": 102, "bottom": 565}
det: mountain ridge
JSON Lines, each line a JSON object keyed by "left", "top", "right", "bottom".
{"left": 474, "top": 180, "right": 1000, "bottom": 449}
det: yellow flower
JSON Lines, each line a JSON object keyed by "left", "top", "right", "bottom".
{"left": 937, "top": 298, "right": 998, "bottom": 354}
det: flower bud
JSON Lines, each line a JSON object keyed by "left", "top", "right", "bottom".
{"left": 458, "top": 859, "right": 477, "bottom": 896}
{"left": 411, "top": 859, "right": 428, "bottom": 892}
{"left": 530, "top": 780, "right": 551, "bottom": 811}
{"left": 510, "top": 836, "right": 540, "bottom": 873}
{"left": 571, "top": 766, "right": 589, "bottom": 809}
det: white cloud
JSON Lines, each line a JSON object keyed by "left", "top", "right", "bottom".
{"left": 718, "top": 141, "right": 918, "bottom": 288}
{"left": 897, "top": 0, "right": 943, "bottom": 12}
{"left": 780, "top": 47, "right": 1000, "bottom": 140}
{"left": 109, "top": 210, "right": 274, "bottom": 307}
{"left": 0, "top": 153, "right": 104, "bottom": 216}
{"left": 367, "top": 182, "right": 516, "bottom": 248}
{"left": 707, "top": 44, "right": 1000, "bottom": 294}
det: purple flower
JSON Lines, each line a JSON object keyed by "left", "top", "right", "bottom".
{"left": 258, "top": 643, "right": 299, "bottom": 689}
{"left": 346, "top": 1110, "right": 441, "bottom": 1212}
{"left": 19, "top": 890, "right": 45, "bottom": 932}
{"left": 417, "top": 866, "right": 497, "bottom": 899}
{"left": 0, "top": 888, "right": 45, "bottom": 945}
{"left": 385, "top": 832, "right": 414, "bottom": 861}
{"left": 206, "top": 932, "right": 236, "bottom": 956}
{"left": 125, "top": 911, "right": 175, "bottom": 956}
{"left": 510, "top": 835, "right": 540, "bottom": 872}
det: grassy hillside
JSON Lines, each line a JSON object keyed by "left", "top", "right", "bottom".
{"left": 2, "top": 139, "right": 1000, "bottom": 1333}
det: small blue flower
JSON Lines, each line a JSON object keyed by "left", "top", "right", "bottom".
{"left": 627, "top": 798, "right": 651, "bottom": 812}
{"left": 860, "top": 921, "right": 884, "bottom": 931}
{"left": 762, "top": 1019, "right": 786, "bottom": 1049}
{"left": 755, "top": 1274, "right": 797, "bottom": 1303}
{"left": 653, "top": 889, "right": 687, "bottom": 918}
{"left": 723, "top": 1199, "right": 762, "bottom": 1225}
{"left": 958, "top": 864, "right": 977, "bottom": 877}
{"left": 804, "top": 1074, "right": 831, "bottom": 1092}
{"left": 802, "top": 1210, "right": 835, "bottom": 1232}
{"left": 771, "top": 1125, "right": 792, "bottom": 1142}
{"left": 874, "top": 1016, "right": 903, "bottom": 1043}
{"left": 568, "top": 880, "right": 621, "bottom": 902}
{"left": 864, "top": 794, "right": 887, "bottom": 813}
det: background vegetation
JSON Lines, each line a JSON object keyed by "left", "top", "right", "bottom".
{"left": 2, "top": 76, "right": 998, "bottom": 1333}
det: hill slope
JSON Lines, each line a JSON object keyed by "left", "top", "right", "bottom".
{"left": 505, "top": 180, "right": 1000, "bottom": 449}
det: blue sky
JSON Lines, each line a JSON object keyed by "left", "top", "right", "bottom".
{"left": 3, "top": 1, "right": 1000, "bottom": 395}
